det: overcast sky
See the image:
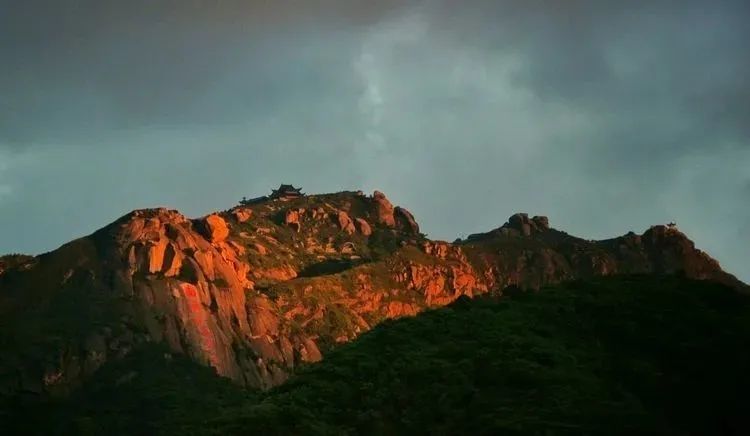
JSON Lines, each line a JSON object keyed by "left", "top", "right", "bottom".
{"left": 1, "top": 0, "right": 748, "bottom": 282}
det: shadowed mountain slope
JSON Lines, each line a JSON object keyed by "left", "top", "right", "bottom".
{"left": 4, "top": 276, "right": 750, "bottom": 435}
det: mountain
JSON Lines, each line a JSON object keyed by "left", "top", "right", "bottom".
{"left": 5, "top": 276, "right": 750, "bottom": 435}
{"left": 1, "top": 188, "right": 747, "bottom": 400}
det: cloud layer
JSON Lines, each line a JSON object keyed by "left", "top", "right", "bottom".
{"left": 1, "top": 1, "right": 748, "bottom": 281}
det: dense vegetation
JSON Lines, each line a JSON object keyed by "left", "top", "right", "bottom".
{"left": 4, "top": 275, "right": 750, "bottom": 435}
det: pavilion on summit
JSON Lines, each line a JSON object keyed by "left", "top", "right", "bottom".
{"left": 270, "top": 184, "right": 304, "bottom": 199}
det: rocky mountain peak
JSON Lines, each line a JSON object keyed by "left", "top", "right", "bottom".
{"left": 505, "top": 213, "right": 550, "bottom": 236}
{"left": 0, "top": 188, "right": 746, "bottom": 397}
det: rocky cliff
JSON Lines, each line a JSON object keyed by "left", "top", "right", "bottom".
{"left": 0, "top": 190, "right": 746, "bottom": 396}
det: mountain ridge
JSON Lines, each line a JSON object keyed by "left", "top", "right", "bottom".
{"left": 1, "top": 188, "right": 747, "bottom": 398}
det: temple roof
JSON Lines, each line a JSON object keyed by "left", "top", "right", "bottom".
{"left": 271, "top": 184, "right": 304, "bottom": 197}
{"left": 276, "top": 184, "right": 302, "bottom": 192}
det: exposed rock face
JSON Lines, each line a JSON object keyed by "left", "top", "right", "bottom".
{"left": 337, "top": 211, "right": 356, "bottom": 235}
{"left": 197, "top": 214, "right": 230, "bottom": 243}
{"left": 0, "top": 190, "right": 746, "bottom": 397}
{"left": 505, "top": 213, "right": 548, "bottom": 236}
{"left": 466, "top": 213, "right": 551, "bottom": 241}
{"left": 311, "top": 207, "right": 327, "bottom": 221}
{"left": 532, "top": 215, "right": 549, "bottom": 230}
{"left": 394, "top": 245, "right": 486, "bottom": 306}
{"left": 232, "top": 208, "right": 253, "bottom": 223}
{"left": 253, "top": 243, "right": 268, "bottom": 256}
{"left": 395, "top": 207, "right": 420, "bottom": 234}
{"left": 422, "top": 241, "right": 451, "bottom": 259}
{"left": 285, "top": 209, "right": 302, "bottom": 232}
{"left": 112, "top": 209, "right": 273, "bottom": 383}
{"left": 355, "top": 218, "right": 372, "bottom": 236}
{"left": 372, "top": 190, "right": 396, "bottom": 227}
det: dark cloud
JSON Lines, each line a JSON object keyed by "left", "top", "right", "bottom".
{"left": 0, "top": 1, "right": 747, "bottom": 281}
{"left": 0, "top": 0, "right": 405, "bottom": 146}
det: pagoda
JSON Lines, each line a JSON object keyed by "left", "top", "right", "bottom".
{"left": 270, "top": 184, "right": 304, "bottom": 199}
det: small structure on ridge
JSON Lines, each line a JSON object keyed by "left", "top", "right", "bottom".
{"left": 239, "top": 184, "right": 305, "bottom": 206}
{"left": 270, "top": 184, "right": 304, "bottom": 200}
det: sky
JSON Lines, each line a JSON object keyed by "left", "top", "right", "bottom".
{"left": 0, "top": 0, "right": 748, "bottom": 282}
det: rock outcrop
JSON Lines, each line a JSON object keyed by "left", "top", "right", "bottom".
{"left": 505, "top": 213, "right": 548, "bottom": 236}
{"left": 337, "top": 211, "right": 356, "bottom": 235}
{"left": 198, "top": 214, "right": 230, "bottom": 242}
{"left": 285, "top": 209, "right": 302, "bottom": 232}
{"left": 355, "top": 218, "right": 372, "bottom": 236}
{"left": 1, "top": 190, "right": 746, "bottom": 398}
{"left": 232, "top": 208, "right": 253, "bottom": 223}
{"left": 371, "top": 190, "right": 396, "bottom": 227}
{"left": 395, "top": 207, "right": 420, "bottom": 234}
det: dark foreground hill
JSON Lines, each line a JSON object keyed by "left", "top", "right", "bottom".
{"left": 5, "top": 275, "right": 750, "bottom": 435}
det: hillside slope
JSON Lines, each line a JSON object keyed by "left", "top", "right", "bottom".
{"left": 0, "top": 189, "right": 746, "bottom": 396}
{"left": 5, "top": 276, "right": 750, "bottom": 435}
